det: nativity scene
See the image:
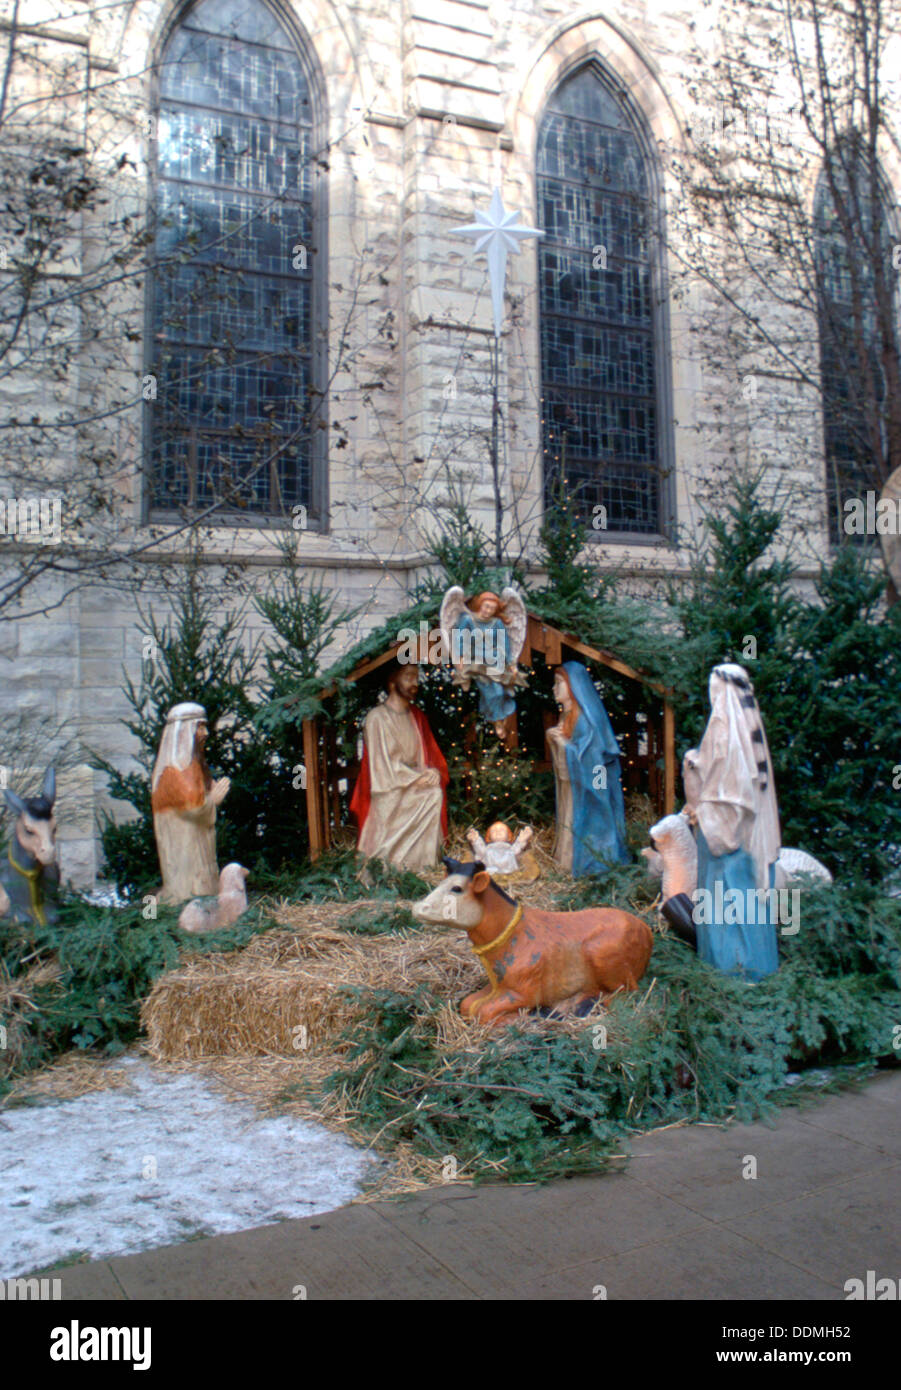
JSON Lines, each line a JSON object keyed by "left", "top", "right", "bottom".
{"left": 3, "top": 7, "right": 894, "bottom": 1287}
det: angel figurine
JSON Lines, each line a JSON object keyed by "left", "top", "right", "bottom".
{"left": 439, "top": 586, "right": 528, "bottom": 742}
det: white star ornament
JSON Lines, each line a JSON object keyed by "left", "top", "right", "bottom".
{"left": 450, "top": 188, "right": 544, "bottom": 338}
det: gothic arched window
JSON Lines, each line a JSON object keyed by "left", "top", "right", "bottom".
{"left": 815, "top": 142, "right": 896, "bottom": 544}
{"left": 537, "top": 62, "right": 670, "bottom": 535}
{"left": 148, "top": 0, "right": 323, "bottom": 522}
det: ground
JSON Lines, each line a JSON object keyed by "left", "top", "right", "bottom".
{"left": 31, "top": 1070, "right": 901, "bottom": 1300}
{"left": 1, "top": 1055, "right": 376, "bottom": 1278}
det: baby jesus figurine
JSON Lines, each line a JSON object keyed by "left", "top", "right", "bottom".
{"left": 465, "top": 821, "right": 535, "bottom": 878}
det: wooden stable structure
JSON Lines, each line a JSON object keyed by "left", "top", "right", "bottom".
{"left": 303, "top": 613, "right": 676, "bottom": 859}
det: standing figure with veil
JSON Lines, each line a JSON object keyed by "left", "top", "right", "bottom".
{"left": 683, "top": 663, "right": 781, "bottom": 981}
{"left": 547, "top": 662, "right": 631, "bottom": 879}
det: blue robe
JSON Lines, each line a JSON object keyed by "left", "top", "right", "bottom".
{"left": 455, "top": 612, "right": 515, "bottom": 723}
{"left": 561, "top": 661, "right": 631, "bottom": 878}
{"left": 695, "top": 826, "right": 779, "bottom": 980}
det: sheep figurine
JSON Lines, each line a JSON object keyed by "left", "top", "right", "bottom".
{"left": 773, "top": 847, "right": 835, "bottom": 887}
{"left": 178, "top": 863, "right": 249, "bottom": 934}
{"left": 642, "top": 816, "right": 697, "bottom": 901}
{"left": 643, "top": 814, "right": 833, "bottom": 896}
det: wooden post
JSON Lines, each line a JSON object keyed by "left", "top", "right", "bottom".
{"left": 646, "top": 714, "right": 660, "bottom": 811}
{"left": 525, "top": 614, "right": 544, "bottom": 660}
{"left": 303, "top": 717, "right": 325, "bottom": 860}
{"left": 663, "top": 699, "right": 676, "bottom": 814}
{"left": 325, "top": 722, "right": 341, "bottom": 829}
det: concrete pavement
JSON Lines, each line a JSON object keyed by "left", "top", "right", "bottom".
{"left": 44, "top": 1071, "right": 901, "bottom": 1300}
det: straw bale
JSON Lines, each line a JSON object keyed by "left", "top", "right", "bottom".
{"left": 141, "top": 901, "right": 483, "bottom": 1061}
{"left": 0, "top": 958, "right": 62, "bottom": 1078}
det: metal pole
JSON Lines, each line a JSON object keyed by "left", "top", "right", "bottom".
{"left": 492, "top": 332, "right": 502, "bottom": 565}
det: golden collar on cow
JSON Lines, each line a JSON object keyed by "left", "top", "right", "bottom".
{"left": 472, "top": 902, "right": 523, "bottom": 997}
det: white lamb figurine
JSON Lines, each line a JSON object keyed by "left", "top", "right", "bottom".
{"left": 178, "top": 863, "right": 249, "bottom": 934}
{"left": 773, "top": 847, "right": 834, "bottom": 887}
{"left": 642, "top": 814, "right": 833, "bottom": 894}
{"left": 643, "top": 816, "right": 698, "bottom": 901}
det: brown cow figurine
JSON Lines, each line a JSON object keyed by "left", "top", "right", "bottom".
{"left": 412, "top": 857, "right": 654, "bottom": 1026}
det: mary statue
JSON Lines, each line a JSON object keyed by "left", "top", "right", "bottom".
{"left": 547, "top": 662, "right": 630, "bottom": 878}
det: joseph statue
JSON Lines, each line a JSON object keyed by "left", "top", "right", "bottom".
{"left": 350, "top": 659, "right": 448, "bottom": 873}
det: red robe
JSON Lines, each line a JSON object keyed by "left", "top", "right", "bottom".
{"left": 350, "top": 704, "right": 449, "bottom": 841}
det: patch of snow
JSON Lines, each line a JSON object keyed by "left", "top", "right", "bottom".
{"left": 77, "top": 884, "right": 131, "bottom": 908}
{"left": 780, "top": 1064, "right": 872, "bottom": 1091}
{"left": 783, "top": 1069, "right": 837, "bottom": 1088}
{"left": 0, "top": 1058, "right": 377, "bottom": 1277}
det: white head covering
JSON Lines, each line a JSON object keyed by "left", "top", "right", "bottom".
{"left": 693, "top": 665, "right": 780, "bottom": 888}
{"left": 151, "top": 702, "right": 208, "bottom": 792}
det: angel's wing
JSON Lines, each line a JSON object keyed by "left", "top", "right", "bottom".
{"left": 501, "top": 587, "right": 527, "bottom": 664}
{"left": 439, "top": 585, "right": 467, "bottom": 660}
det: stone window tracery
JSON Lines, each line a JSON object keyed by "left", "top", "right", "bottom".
{"left": 537, "top": 61, "right": 667, "bottom": 535}
{"left": 147, "top": 0, "right": 322, "bottom": 521}
{"left": 815, "top": 143, "right": 895, "bottom": 545}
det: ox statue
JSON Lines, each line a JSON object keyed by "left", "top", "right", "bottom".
{"left": 0, "top": 767, "right": 60, "bottom": 927}
{"left": 412, "top": 857, "right": 654, "bottom": 1026}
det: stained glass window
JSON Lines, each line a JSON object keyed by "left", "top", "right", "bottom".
{"left": 537, "top": 63, "right": 663, "bottom": 534}
{"left": 148, "top": 0, "right": 318, "bottom": 519}
{"left": 815, "top": 145, "right": 894, "bottom": 544}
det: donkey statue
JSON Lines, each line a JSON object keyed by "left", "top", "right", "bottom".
{"left": 0, "top": 767, "right": 60, "bottom": 927}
